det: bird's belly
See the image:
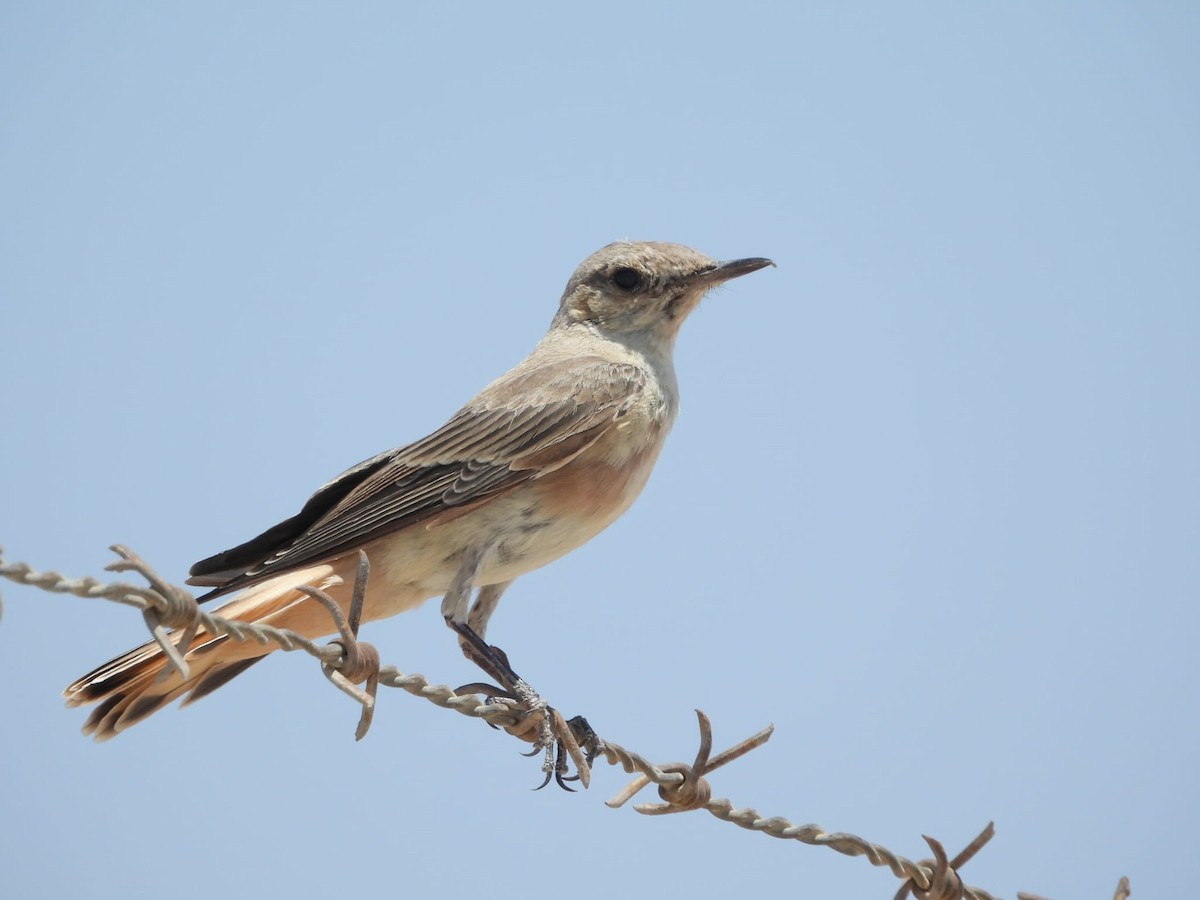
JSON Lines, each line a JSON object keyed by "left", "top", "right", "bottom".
{"left": 367, "top": 438, "right": 662, "bottom": 599}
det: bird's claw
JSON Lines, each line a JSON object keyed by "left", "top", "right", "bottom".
{"left": 533, "top": 738, "right": 576, "bottom": 792}
{"left": 446, "top": 619, "right": 599, "bottom": 790}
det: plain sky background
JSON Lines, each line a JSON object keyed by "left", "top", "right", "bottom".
{"left": 2, "top": 4, "right": 1196, "bottom": 898}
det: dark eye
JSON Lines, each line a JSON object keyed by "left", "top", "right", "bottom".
{"left": 611, "top": 267, "right": 642, "bottom": 291}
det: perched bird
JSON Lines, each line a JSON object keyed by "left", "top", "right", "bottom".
{"left": 65, "top": 241, "right": 774, "bottom": 739}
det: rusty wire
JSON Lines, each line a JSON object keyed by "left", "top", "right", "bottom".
{"left": 0, "top": 546, "right": 520, "bottom": 733}
{"left": 0, "top": 545, "right": 1129, "bottom": 900}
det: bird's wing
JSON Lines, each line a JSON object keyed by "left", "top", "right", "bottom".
{"left": 187, "top": 358, "right": 646, "bottom": 600}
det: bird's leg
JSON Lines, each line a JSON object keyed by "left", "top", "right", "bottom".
{"left": 467, "top": 580, "right": 510, "bottom": 642}
{"left": 456, "top": 579, "right": 514, "bottom": 676}
{"left": 440, "top": 546, "right": 522, "bottom": 688}
{"left": 450, "top": 619, "right": 522, "bottom": 690}
{"left": 440, "top": 554, "right": 591, "bottom": 788}
{"left": 439, "top": 543, "right": 490, "bottom": 624}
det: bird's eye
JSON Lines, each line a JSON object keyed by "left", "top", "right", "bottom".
{"left": 611, "top": 267, "right": 642, "bottom": 291}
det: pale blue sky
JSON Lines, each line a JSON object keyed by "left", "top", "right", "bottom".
{"left": 2, "top": 4, "right": 1197, "bottom": 898}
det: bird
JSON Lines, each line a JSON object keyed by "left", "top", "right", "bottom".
{"left": 64, "top": 241, "right": 774, "bottom": 740}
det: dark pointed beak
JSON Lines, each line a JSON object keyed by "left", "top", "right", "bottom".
{"left": 688, "top": 257, "right": 776, "bottom": 287}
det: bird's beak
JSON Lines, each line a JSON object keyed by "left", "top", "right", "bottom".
{"left": 687, "top": 257, "right": 776, "bottom": 288}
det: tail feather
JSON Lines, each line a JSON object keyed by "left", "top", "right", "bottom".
{"left": 65, "top": 642, "right": 162, "bottom": 708}
{"left": 94, "top": 658, "right": 267, "bottom": 739}
{"left": 64, "top": 562, "right": 352, "bottom": 740}
{"left": 83, "top": 668, "right": 174, "bottom": 740}
{"left": 70, "top": 640, "right": 261, "bottom": 741}
{"left": 179, "top": 657, "right": 264, "bottom": 707}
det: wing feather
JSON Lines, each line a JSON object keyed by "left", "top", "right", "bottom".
{"left": 188, "top": 358, "right": 645, "bottom": 600}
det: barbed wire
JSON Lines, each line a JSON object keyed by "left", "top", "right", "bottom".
{"left": 0, "top": 544, "right": 1129, "bottom": 900}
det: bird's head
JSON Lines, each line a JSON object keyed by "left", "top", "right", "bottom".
{"left": 554, "top": 241, "right": 774, "bottom": 343}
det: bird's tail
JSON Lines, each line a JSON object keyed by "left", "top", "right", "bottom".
{"left": 63, "top": 562, "right": 354, "bottom": 740}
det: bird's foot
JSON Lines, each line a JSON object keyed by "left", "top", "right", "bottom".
{"left": 448, "top": 618, "right": 601, "bottom": 789}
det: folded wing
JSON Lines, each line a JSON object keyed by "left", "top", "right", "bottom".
{"left": 188, "top": 358, "right": 646, "bottom": 599}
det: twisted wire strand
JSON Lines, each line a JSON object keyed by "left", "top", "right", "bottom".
{"left": 0, "top": 553, "right": 328, "bottom": 654}
{"left": 596, "top": 737, "right": 686, "bottom": 790}
{"left": 704, "top": 801, "right": 1004, "bottom": 900}
{"left": 0, "top": 548, "right": 559, "bottom": 733}
{"left": 600, "top": 716, "right": 997, "bottom": 900}
{"left": 0, "top": 546, "right": 1128, "bottom": 900}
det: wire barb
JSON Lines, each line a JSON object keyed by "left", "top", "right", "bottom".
{"left": 297, "top": 551, "right": 380, "bottom": 740}
{"left": 108, "top": 544, "right": 201, "bottom": 682}
{"left": 892, "top": 825, "right": 996, "bottom": 900}
{"left": 605, "top": 710, "right": 772, "bottom": 812}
